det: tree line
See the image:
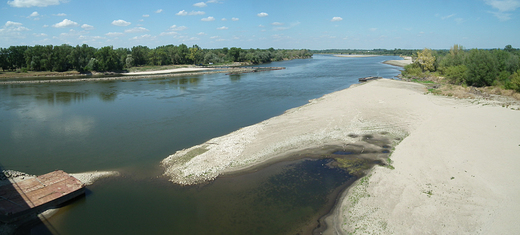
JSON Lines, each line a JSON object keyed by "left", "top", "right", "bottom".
{"left": 0, "top": 44, "right": 313, "bottom": 72}
{"left": 403, "top": 45, "right": 520, "bottom": 92}
{"left": 312, "top": 48, "right": 419, "bottom": 56}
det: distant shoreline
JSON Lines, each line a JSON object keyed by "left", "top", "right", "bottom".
{"left": 333, "top": 54, "right": 381, "bottom": 58}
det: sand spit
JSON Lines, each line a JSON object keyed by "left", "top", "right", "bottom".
{"left": 383, "top": 56, "right": 413, "bottom": 67}
{"left": 122, "top": 67, "right": 215, "bottom": 76}
{"left": 162, "top": 79, "right": 520, "bottom": 234}
{"left": 70, "top": 171, "right": 120, "bottom": 185}
{"left": 334, "top": 55, "right": 381, "bottom": 58}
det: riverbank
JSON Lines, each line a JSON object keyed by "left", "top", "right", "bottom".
{"left": 0, "top": 67, "right": 281, "bottom": 85}
{"left": 162, "top": 79, "right": 520, "bottom": 234}
{"left": 382, "top": 56, "right": 413, "bottom": 67}
{"left": 334, "top": 54, "right": 381, "bottom": 58}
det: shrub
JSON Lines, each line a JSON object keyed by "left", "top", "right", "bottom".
{"left": 509, "top": 70, "right": 520, "bottom": 92}
{"left": 443, "top": 65, "right": 467, "bottom": 84}
{"left": 402, "top": 63, "right": 423, "bottom": 77}
{"left": 465, "top": 49, "right": 497, "bottom": 87}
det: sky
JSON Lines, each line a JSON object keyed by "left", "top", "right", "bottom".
{"left": 1, "top": 0, "right": 519, "bottom": 50}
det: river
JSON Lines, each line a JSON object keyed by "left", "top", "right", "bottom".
{"left": 0, "top": 55, "right": 403, "bottom": 234}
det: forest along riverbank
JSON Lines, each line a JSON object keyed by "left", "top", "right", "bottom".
{"left": 162, "top": 79, "right": 520, "bottom": 234}
{"left": 0, "top": 67, "right": 284, "bottom": 85}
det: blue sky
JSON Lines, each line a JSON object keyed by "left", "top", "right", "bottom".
{"left": 1, "top": 0, "right": 519, "bottom": 49}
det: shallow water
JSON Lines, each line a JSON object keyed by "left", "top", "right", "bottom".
{"left": 0, "top": 55, "right": 402, "bottom": 234}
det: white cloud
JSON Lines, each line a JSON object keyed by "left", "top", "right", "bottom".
{"left": 112, "top": 19, "right": 131, "bottom": 26}
{"left": 222, "top": 18, "right": 227, "bottom": 21}
{"left": 197, "top": 32, "right": 206, "bottom": 35}
{"left": 271, "top": 22, "right": 283, "bottom": 25}
{"left": 3, "top": 21, "right": 27, "bottom": 29}
{"left": 489, "top": 11, "right": 513, "bottom": 20}
{"left": 258, "top": 24, "right": 265, "bottom": 27}
{"left": 159, "top": 31, "right": 178, "bottom": 36}
{"left": 7, "top": 0, "right": 66, "bottom": 7}
{"left": 217, "top": 26, "right": 228, "bottom": 30}
{"left": 484, "top": 0, "right": 520, "bottom": 20}
{"left": 331, "top": 16, "right": 343, "bottom": 22}
{"left": 232, "top": 17, "right": 239, "bottom": 21}
{"left": 441, "top": 14, "right": 455, "bottom": 20}
{"left": 194, "top": 2, "right": 207, "bottom": 7}
{"left": 55, "top": 13, "right": 66, "bottom": 16}
{"left": 455, "top": 18, "right": 465, "bottom": 24}
{"left": 210, "top": 36, "right": 219, "bottom": 39}
{"left": 0, "top": 21, "right": 30, "bottom": 41}
{"left": 257, "top": 12, "right": 268, "bottom": 17}
{"left": 52, "top": 19, "right": 78, "bottom": 28}
{"left": 29, "top": 11, "right": 39, "bottom": 17}
{"left": 81, "top": 24, "right": 94, "bottom": 30}
{"left": 169, "top": 25, "right": 188, "bottom": 31}
{"left": 484, "top": 0, "right": 520, "bottom": 11}
{"left": 155, "top": 9, "right": 163, "bottom": 13}
{"left": 143, "top": 14, "right": 150, "bottom": 17}
{"left": 176, "top": 10, "right": 188, "bottom": 16}
{"left": 33, "top": 33, "right": 47, "bottom": 37}
{"left": 43, "top": 24, "right": 49, "bottom": 27}
{"left": 207, "top": 0, "right": 219, "bottom": 3}
{"left": 131, "top": 34, "right": 155, "bottom": 40}
{"left": 201, "top": 16, "right": 215, "bottom": 21}
{"left": 105, "top": 32, "right": 123, "bottom": 37}
{"left": 124, "top": 27, "right": 149, "bottom": 33}
{"left": 189, "top": 11, "right": 205, "bottom": 15}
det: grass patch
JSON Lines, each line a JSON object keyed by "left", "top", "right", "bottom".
{"left": 175, "top": 146, "right": 209, "bottom": 164}
{"left": 335, "top": 157, "right": 372, "bottom": 177}
{"left": 412, "top": 78, "right": 435, "bottom": 84}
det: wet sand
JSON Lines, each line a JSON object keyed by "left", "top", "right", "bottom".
{"left": 162, "top": 79, "right": 520, "bottom": 234}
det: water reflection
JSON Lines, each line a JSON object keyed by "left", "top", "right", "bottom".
{"left": 37, "top": 92, "right": 91, "bottom": 105}
{"left": 229, "top": 74, "right": 241, "bottom": 82}
{"left": 11, "top": 104, "right": 95, "bottom": 140}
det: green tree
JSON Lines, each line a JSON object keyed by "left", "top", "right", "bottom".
{"left": 509, "top": 70, "right": 520, "bottom": 92}
{"left": 416, "top": 48, "right": 436, "bottom": 72}
{"left": 465, "top": 49, "right": 497, "bottom": 87}
{"left": 131, "top": 45, "right": 150, "bottom": 66}
{"left": 94, "top": 46, "right": 122, "bottom": 71}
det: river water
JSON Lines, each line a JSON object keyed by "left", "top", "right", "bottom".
{"left": 0, "top": 55, "right": 402, "bottom": 234}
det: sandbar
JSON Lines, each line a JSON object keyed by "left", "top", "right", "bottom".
{"left": 162, "top": 79, "right": 520, "bottom": 234}
{"left": 334, "top": 55, "right": 381, "bottom": 58}
{"left": 383, "top": 56, "right": 413, "bottom": 67}
{"left": 122, "top": 67, "right": 216, "bottom": 76}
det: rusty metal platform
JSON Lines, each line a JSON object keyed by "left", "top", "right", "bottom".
{"left": 0, "top": 170, "right": 85, "bottom": 223}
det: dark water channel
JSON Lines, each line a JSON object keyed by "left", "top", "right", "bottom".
{"left": 0, "top": 55, "right": 403, "bottom": 234}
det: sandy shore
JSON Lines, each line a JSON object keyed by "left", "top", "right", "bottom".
{"left": 122, "top": 67, "right": 216, "bottom": 76}
{"left": 383, "top": 56, "right": 413, "bottom": 67}
{"left": 162, "top": 79, "right": 520, "bottom": 234}
{"left": 334, "top": 55, "right": 381, "bottom": 58}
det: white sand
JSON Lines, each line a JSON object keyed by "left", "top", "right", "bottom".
{"left": 334, "top": 55, "right": 381, "bottom": 58}
{"left": 383, "top": 56, "right": 413, "bottom": 67}
{"left": 70, "top": 171, "right": 120, "bottom": 185}
{"left": 162, "top": 79, "right": 520, "bottom": 234}
{"left": 122, "top": 67, "right": 215, "bottom": 76}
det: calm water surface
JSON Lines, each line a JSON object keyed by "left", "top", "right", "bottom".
{"left": 0, "top": 55, "right": 402, "bottom": 234}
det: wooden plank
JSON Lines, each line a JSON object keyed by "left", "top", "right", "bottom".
{"left": 0, "top": 170, "right": 85, "bottom": 222}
